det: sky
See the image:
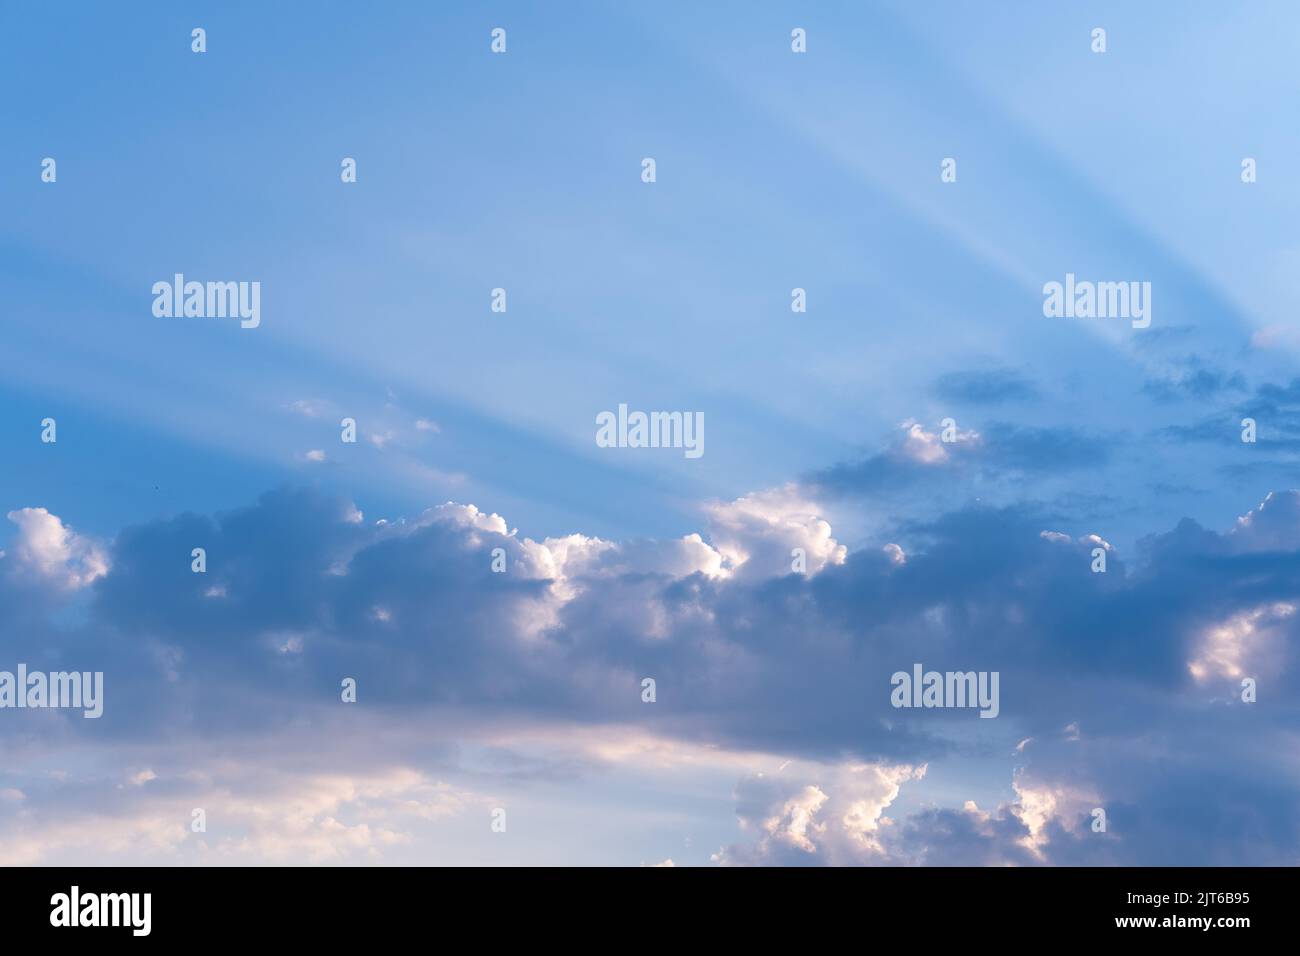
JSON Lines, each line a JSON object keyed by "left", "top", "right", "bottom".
{"left": 1, "top": 0, "right": 1299, "bottom": 866}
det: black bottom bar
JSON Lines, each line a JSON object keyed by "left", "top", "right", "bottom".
{"left": 0, "top": 866, "right": 1284, "bottom": 942}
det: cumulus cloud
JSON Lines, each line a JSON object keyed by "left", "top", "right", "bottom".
{"left": 2, "top": 507, "right": 108, "bottom": 590}
{"left": 712, "top": 758, "right": 1119, "bottom": 867}
{"left": 1187, "top": 602, "right": 1294, "bottom": 683}
{"left": 713, "top": 760, "right": 926, "bottom": 865}
{"left": 4, "top": 483, "right": 1300, "bottom": 864}
{"left": 704, "top": 484, "right": 845, "bottom": 580}
{"left": 898, "top": 419, "right": 979, "bottom": 465}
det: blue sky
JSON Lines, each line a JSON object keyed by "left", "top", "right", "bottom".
{"left": 1, "top": 1, "right": 1299, "bottom": 865}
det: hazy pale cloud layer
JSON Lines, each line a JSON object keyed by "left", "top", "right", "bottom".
{"left": 3, "top": 2, "right": 1300, "bottom": 865}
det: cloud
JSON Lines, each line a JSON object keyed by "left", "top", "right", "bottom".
{"left": 704, "top": 484, "right": 845, "bottom": 580}
{"left": 0, "top": 755, "right": 478, "bottom": 865}
{"left": 1187, "top": 602, "right": 1294, "bottom": 683}
{"left": 5, "top": 482, "right": 1300, "bottom": 863}
{"left": 286, "top": 399, "right": 330, "bottom": 419}
{"left": 1227, "top": 490, "right": 1300, "bottom": 552}
{"left": 931, "top": 368, "right": 1039, "bottom": 405}
{"left": 809, "top": 420, "right": 1109, "bottom": 496}
{"left": 1142, "top": 364, "right": 1247, "bottom": 402}
{"left": 713, "top": 760, "right": 926, "bottom": 865}
{"left": 2, "top": 507, "right": 108, "bottom": 591}
{"left": 712, "top": 758, "right": 1120, "bottom": 867}
{"left": 1168, "top": 378, "right": 1300, "bottom": 450}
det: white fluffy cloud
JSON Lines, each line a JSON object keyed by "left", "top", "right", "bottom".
{"left": 3, "top": 507, "right": 108, "bottom": 590}
{"left": 895, "top": 419, "right": 980, "bottom": 465}
{"left": 714, "top": 760, "right": 926, "bottom": 865}
{"left": 705, "top": 485, "right": 845, "bottom": 580}
{"left": 713, "top": 759, "right": 1115, "bottom": 867}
